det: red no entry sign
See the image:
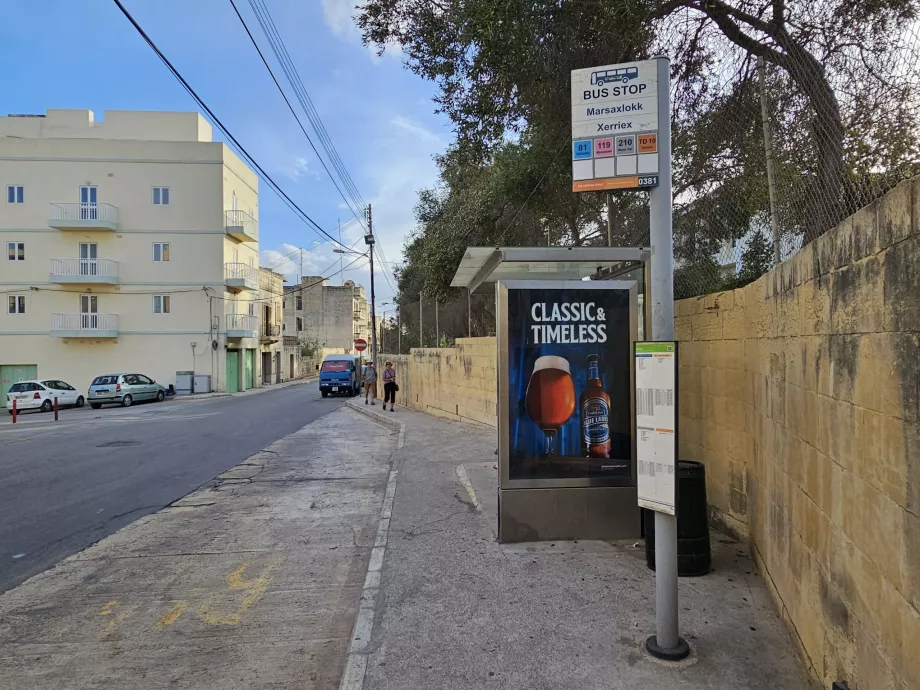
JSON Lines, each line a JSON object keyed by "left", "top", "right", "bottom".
{"left": 354, "top": 338, "right": 368, "bottom": 352}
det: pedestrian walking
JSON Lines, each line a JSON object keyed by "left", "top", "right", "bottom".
{"left": 364, "top": 361, "right": 378, "bottom": 405}
{"left": 383, "top": 360, "right": 397, "bottom": 411}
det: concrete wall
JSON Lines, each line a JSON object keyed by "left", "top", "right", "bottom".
{"left": 378, "top": 337, "right": 497, "bottom": 427}
{"left": 675, "top": 178, "right": 920, "bottom": 689}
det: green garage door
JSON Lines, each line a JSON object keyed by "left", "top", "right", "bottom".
{"left": 226, "top": 350, "right": 240, "bottom": 394}
{"left": 245, "top": 349, "right": 255, "bottom": 389}
{"left": 1, "top": 364, "right": 38, "bottom": 407}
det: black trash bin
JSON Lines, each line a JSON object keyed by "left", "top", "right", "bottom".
{"left": 644, "top": 460, "right": 711, "bottom": 576}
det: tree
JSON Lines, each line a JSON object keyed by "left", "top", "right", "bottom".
{"left": 723, "top": 228, "right": 774, "bottom": 290}
{"left": 357, "top": 0, "right": 920, "bottom": 302}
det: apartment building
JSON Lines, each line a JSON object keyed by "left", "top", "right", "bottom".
{"left": 282, "top": 276, "right": 371, "bottom": 357}
{"left": 257, "top": 267, "right": 284, "bottom": 384}
{"left": 0, "top": 108, "right": 268, "bottom": 401}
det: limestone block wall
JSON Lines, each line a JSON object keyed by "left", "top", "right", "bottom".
{"left": 675, "top": 178, "right": 920, "bottom": 689}
{"left": 378, "top": 337, "right": 497, "bottom": 427}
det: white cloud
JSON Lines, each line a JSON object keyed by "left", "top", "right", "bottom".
{"left": 321, "top": 0, "right": 402, "bottom": 62}
{"left": 321, "top": 0, "right": 358, "bottom": 39}
{"left": 389, "top": 115, "right": 442, "bottom": 143}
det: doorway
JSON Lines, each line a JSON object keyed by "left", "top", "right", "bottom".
{"left": 1, "top": 364, "right": 38, "bottom": 408}
{"left": 290, "top": 353, "right": 295, "bottom": 380}
{"left": 226, "top": 350, "right": 240, "bottom": 393}
{"left": 80, "top": 186, "right": 98, "bottom": 220}
{"left": 79, "top": 243, "right": 98, "bottom": 276}
{"left": 245, "top": 349, "right": 255, "bottom": 389}
{"left": 261, "top": 352, "right": 272, "bottom": 385}
{"left": 80, "top": 294, "right": 98, "bottom": 329}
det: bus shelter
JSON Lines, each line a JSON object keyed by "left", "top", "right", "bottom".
{"left": 451, "top": 246, "right": 650, "bottom": 542}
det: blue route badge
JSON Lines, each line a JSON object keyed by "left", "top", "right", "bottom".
{"left": 573, "top": 140, "right": 592, "bottom": 160}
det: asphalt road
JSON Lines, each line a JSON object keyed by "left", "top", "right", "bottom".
{"left": 0, "top": 381, "right": 348, "bottom": 594}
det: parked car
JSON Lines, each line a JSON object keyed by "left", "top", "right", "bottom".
{"left": 6, "top": 379, "right": 85, "bottom": 414}
{"left": 88, "top": 373, "right": 166, "bottom": 409}
{"left": 319, "top": 354, "right": 360, "bottom": 397}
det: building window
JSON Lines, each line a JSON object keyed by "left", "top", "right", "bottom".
{"left": 153, "top": 243, "right": 170, "bottom": 262}
{"left": 153, "top": 187, "right": 170, "bottom": 205}
{"left": 296, "top": 295, "right": 302, "bottom": 311}
{"left": 153, "top": 295, "right": 171, "bottom": 314}
{"left": 7, "top": 185, "right": 23, "bottom": 204}
{"left": 8, "top": 295, "right": 26, "bottom": 314}
{"left": 7, "top": 242, "right": 24, "bottom": 261}
{"left": 248, "top": 302, "right": 255, "bottom": 316}
{"left": 249, "top": 256, "right": 254, "bottom": 268}
{"left": 296, "top": 317, "right": 302, "bottom": 331}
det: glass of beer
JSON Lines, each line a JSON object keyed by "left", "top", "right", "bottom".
{"left": 525, "top": 356, "right": 577, "bottom": 455}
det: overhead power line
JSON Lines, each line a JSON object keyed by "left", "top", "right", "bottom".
{"left": 110, "top": 0, "right": 349, "bottom": 252}
{"left": 231, "top": 0, "right": 400, "bottom": 293}
{"left": 229, "top": 0, "right": 368, "bottom": 231}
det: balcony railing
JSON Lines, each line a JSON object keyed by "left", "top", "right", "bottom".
{"left": 49, "top": 203, "right": 118, "bottom": 231}
{"left": 225, "top": 210, "right": 258, "bottom": 242}
{"left": 49, "top": 258, "right": 119, "bottom": 284}
{"left": 226, "top": 313, "right": 258, "bottom": 337}
{"left": 224, "top": 263, "right": 259, "bottom": 291}
{"left": 259, "top": 273, "right": 283, "bottom": 294}
{"left": 50, "top": 313, "right": 118, "bottom": 337}
{"left": 260, "top": 323, "right": 281, "bottom": 341}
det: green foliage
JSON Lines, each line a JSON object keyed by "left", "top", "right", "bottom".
{"left": 356, "top": 0, "right": 920, "bottom": 305}
{"left": 723, "top": 229, "right": 775, "bottom": 290}
{"left": 299, "top": 336, "right": 320, "bottom": 358}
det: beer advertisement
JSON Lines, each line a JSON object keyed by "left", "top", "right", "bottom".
{"left": 503, "top": 282, "right": 635, "bottom": 484}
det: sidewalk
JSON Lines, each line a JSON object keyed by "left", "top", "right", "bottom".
{"left": 173, "top": 375, "right": 317, "bottom": 402}
{"left": 344, "top": 400, "right": 809, "bottom": 690}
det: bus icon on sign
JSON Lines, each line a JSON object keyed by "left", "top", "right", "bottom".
{"left": 591, "top": 66, "right": 639, "bottom": 86}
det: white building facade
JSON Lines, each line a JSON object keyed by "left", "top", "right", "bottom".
{"left": 0, "top": 109, "right": 268, "bottom": 402}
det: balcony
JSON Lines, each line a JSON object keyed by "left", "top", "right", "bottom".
{"left": 49, "top": 259, "right": 119, "bottom": 285}
{"left": 259, "top": 272, "right": 283, "bottom": 294}
{"left": 50, "top": 313, "right": 118, "bottom": 338}
{"left": 49, "top": 203, "right": 118, "bottom": 231}
{"left": 226, "top": 313, "right": 258, "bottom": 338}
{"left": 260, "top": 323, "right": 281, "bottom": 343}
{"left": 225, "top": 210, "right": 258, "bottom": 243}
{"left": 225, "top": 263, "right": 259, "bottom": 292}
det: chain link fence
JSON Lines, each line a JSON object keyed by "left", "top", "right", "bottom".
{"left": 379, "top": 293, "right": 495, "bottom": 354}
{"left": 642, "top": 13, "right": 920, "bottom": 299}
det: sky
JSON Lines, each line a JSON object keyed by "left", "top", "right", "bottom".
{"left": 0, "top": 0, "right": 452, "bottom": 309}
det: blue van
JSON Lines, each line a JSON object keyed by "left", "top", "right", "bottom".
{"left": 319, "top": 354, "right": 360, "bottom": 397}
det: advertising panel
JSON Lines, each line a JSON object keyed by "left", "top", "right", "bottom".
{"left": 498, "top": 280, "right": 637, "bottom": 488}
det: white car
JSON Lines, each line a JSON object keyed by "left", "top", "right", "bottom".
{"left": 6, "top": 379, "right": 85, "bottom": 415}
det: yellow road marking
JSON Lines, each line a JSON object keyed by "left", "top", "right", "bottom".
{"left": 96, "top": 599, "right": 136, "bottom": 634}
{"left": 198, "top": 559, "right": 282, "bottom": 626}
{"left": 156, "top": 601, "right": 189, "bottom": 629}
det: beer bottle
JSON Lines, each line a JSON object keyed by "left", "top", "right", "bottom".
{"left": 580, "top": 354, "right": 611, "bottom": 458}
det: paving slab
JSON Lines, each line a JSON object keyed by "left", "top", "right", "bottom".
{"left": 0, "top": 408, "right": 398, "bottom": 690}
{"left": 348, "top": 404, "right": 810, "bottom": 690}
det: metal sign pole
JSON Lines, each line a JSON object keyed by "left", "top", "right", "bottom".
{"left": 647, "top": 55, "right": 687, "bottom": 661}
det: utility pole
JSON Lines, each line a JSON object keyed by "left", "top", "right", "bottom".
{"left": 365, "top": 205, "right": 378, "bottom": 365}
{"left": 758, "top": 57, "right": 782, "bottom": 264}
{"left": 435, "top": 300, "right": 439, "bottom": 347}
{"left": 338, "top": 218, "right": 344, "bottom": 284}
{"left": 606, "top": 192, "right": 614, "bottom": 246}
{"left": 398, "top": 307, "right": 401, "bottom": 355}
{"left": 419, "top": 292, "right": 423, "bottom": 348}
{"left": 299, "top": 249, "right": 303, "bottom": 285}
